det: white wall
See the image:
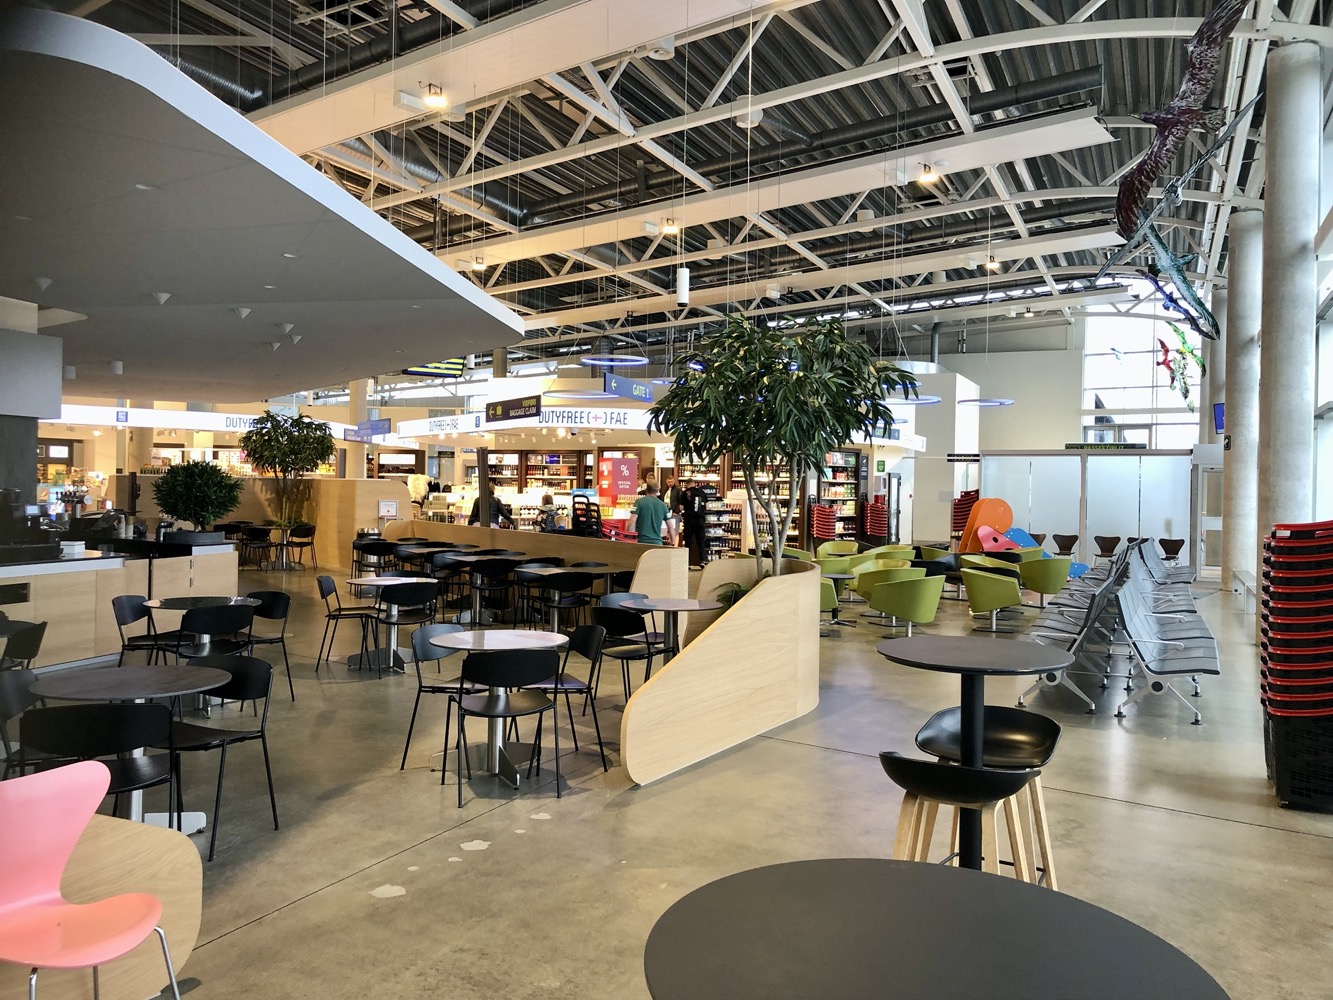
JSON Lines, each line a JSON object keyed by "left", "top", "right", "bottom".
{"left": 940, "top": 348, "right": 1084, "bottom": 451}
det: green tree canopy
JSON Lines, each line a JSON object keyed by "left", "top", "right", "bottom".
{"left": 649, "top": 315, "right": 916, "bottom": 576}
{"left": 239, "top": 411, "right": 335, "bottom": 526}
{"left": 151, "top": 461, "right": 243, "bottom": 531}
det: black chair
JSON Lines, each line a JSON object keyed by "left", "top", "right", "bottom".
{"left": 1092, "top": 535, "right": 1121, "bottom": 563}
{"left": 513, "top": 562, "right": 558, "bottom": 628}
{"left": 400, "top": 624, "right": 484, "bottom": 771}
{"left": 245, "top": 591, "right": 294, "bottom": 700}
{"left": 0, "top": 621, "right": 48, "bottom": 670}
{"left": 285, "top": 523, "right": 317, "bottom": 568}
{"left": 0, "top": 669, "right": 45, "bottom": 779}
{"left": 450, "top": 649, "right": 561, "bottom": 807}
{"left": 610, "top": 570, "right": 635, "bottom": 592}
{"left": 590, "top": 606, "right": 657, "bottom": 700}
{"left": 1052, "top": 534, "right": 1079, "bottom": 557}
{"left": 21, "top": 703, "right": 176, "bottom": 826}
{"left": 535, "top": 571, "right": 596, "bottom": 633}
{"left": 162, "top": 656, "right": 279, "bottom": 861}
{"left": 376, "top": 582, "right": 438, "bottom": 634}
{"left": 112, "top": 596, "right": 177, "bottom": 666}
{"left": 526, "top": 624, "right": 608, "bottom": 772}
{"left": 599, "top": 591, "right": 667, "bottom": 651}
{"left": 240, "top": 526, "right": 279, "bottom": 570}
{"left": 166, "top": 604, "right": 255, "bottom": 660}
{"left": 429, "top": 552, "right": 470, "bottom": 619}
{"left": 915, "top": 708, "right": 1063, "bottom": 889}
{"left": 353, "top": 540, "right": 400, "bottom": 589}
{"left": 471, "top": 557, "right": 522, "bottom": 626}
{"left": 315, "top": 574, "right": 375, "bottom": 670}
{"left": 878, "top": 751, "right": 1040, "bottom": 879}
{"left": 1159, "top": 538, "right": 1186, "bottom": 563}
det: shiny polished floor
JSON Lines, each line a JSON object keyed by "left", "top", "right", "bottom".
{"left": 142, "top": 561, "right": 1329, "bottom": 1000}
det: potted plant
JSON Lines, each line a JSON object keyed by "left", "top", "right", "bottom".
{"left": 650, "top": 314, "right": 916, "bottom": 579}
{"left": 151, "top": 461, "right": 243, "bottom": 539}
{"left": 238, "top": 411, "right": 335, "bottom": 527}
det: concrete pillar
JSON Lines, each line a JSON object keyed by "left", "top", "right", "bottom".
{"left": 1222, "top": 210, "right": 1261, "bottom": 589}
{"left": 1200, "top": 290, "right": 1226, "bottom": 444}
{"left": 346, "top": 378, "right": 369, "bottom": 479}
{"left": 124, "top": 399, "right": 155, "bottom": 474}
{"left": 492, "top": 349, "right": 508, "bottom": 379}
{"left": 1258, "top": 41, "right": 1321, "bottom": 569}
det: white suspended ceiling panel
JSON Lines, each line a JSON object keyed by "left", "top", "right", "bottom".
{"left": 469, "top": 107, "right": 1115, "bottom": 266}
{"left": 0, "top": 8, "right": 521, "bottom": 402}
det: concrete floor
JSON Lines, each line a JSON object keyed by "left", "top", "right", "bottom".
{"left": 146, "top": 563, "right": 1331, "bottom": 1000}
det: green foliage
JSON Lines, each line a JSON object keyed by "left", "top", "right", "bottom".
{"left": 649, "top": 314, "right": 917, "bottom": 576}
{"left": 151, "top": 461, "right": 243, "bottom": 531}
{"left": 1160, "top": 322, "right": 1207, "bottom": 412}
{"left": 238, "top": 411, "right": 335, "bottom": 526}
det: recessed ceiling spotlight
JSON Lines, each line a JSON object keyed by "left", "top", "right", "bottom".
{"left": 282, "top": 252, "right": 300, "bottom": 259}
{"left": 263, "top": 284, "right": 277, "bottom": 290}
{"left": 152, "top": 291, "right": 171, "bottom": 305}
{"left": 14, "top": 215, "right": 31, "bottom": 222}
{"left": 134, "top": 183, "right": 156, "bottom": 191}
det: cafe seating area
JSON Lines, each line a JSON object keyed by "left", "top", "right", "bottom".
{"left": 0, "top": 532, "right": 1319, "bottom": 1000}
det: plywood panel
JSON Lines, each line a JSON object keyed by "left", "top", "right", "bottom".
{"left": 190, "top": 550, "right": 239, "bottom": 597}
{"left": 94, "top": 561, "right": 150, "bottom": 657}
{"left": 682, "top": 559, "right": 761, "bottom": 647}
{"left": 621, "top": 561, "right": 820, "bottom": 785}
{"left": 30, "top": 571, "right": 97, "bottom": 667}
{"left": 0, "top": 814, "right": 202, "bottom": 1000}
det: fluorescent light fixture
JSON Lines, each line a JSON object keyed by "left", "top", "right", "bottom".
{"left": 580, "top": 354, "right": 650, "bottom": 367}
{"left": 545, "top": 389, "right": 618, "bottom": 400}
{"left": 957, "top": 398, "right": 1015, "bottom": 407}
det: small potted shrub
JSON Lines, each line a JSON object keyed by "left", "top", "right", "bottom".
{"left": 151, "top": 461, "right": 243, "bottom": 542}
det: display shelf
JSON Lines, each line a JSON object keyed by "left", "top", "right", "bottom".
{"left": 818, "top": 450, "right": 863, "bottom": 537}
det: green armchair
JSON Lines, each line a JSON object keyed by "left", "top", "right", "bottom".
{"left": 1018, "top": 557, "right": 1072, "bottom": 608}
{"left": 820, "top": 578, "right": 853, "bottom": 635}
{"left": 961, "top": 568, "right": 1024, "bottom": 633}
{"left": 856, "top": 566, "right": 926, "bottom": 623}
{"left": 868, "top": 576, "right": 946, "bottom": 637}
{"left": 816, "top": 540, "right": 860, "bottom": 559}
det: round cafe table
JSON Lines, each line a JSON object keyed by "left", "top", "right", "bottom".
{"left": 344, "top": 576, "right": 427, "bottom": 671}
{"left": 643, "top": 859, "right": 1230, "bottom": 1000}
{"left": 30, "top": 664, "right": 230, "bottom": 829}
{"left": 876, "top": 635, "right": 1073, "bottom": 870}
{"left": 143, "top": 596, "right": 261, "bottom": 611}
{"left": 429, "top": 629, "right": 567, "bottom": 789}
{"left": 620, "top": 597, "right": 722, "bottom": 663}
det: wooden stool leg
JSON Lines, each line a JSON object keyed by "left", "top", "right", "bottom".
{"left": 980, "top": 804, "right": 1000, "bottom": 875}
{"left": 1028, "top": 775, "right": 1059, "bottom": 891}
{"left": 1003, "top": 793, "right": 1034, "bottom": 883}
{"left": 891, "top": 792, "right": 920, "bottom": 861}
{"left": 915, "top": 800, "right": 940, "bottom": 862}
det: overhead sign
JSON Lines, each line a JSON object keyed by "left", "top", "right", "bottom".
{"left": 485, "top": 395, "right": 541, "bottom": 423}
{"left": 344, "top": 417, "right": 391, "bottom": 443}
{"left": 396, "top": 413, "right": 485, "bottom": 437}
{"left": 1064, "top": 442, "right": 1148, "bottom": 450}
{"left": 402, "top": 358, "right": 467, "bottom": 378}
{"left": 537, "top": 407, "right": 649, "bottom": 430}
{"left": 45, "top": 404, "right": 351, "bottom": 438}
{"left": 603, "top": 373, "right": 654, "bottom": 402}
{"left": 599, "top": 457, "right": 639, "bottom": 496}
{"left": 947, "top": 453, "right": 982, "bottom": 463}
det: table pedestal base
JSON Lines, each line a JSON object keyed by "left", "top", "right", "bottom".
{"left": 146, "top": 811, "right": 207, "bottom": 836}
{"left": 428, "top": 741, "right": 534, "bottom": 790}
{"left": 958, "top": 673, "right": 984, "bottom": 870}
{"left": 346, "top": 648, "right": 407, "bottom": 671}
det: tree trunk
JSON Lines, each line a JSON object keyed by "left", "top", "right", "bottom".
{"left": 740, "top": 466, "right": 766, "bottom": 578}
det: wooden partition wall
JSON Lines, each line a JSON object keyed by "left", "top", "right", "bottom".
{"left": 381, "top": 520, "right": 687, "bottom": 598}
{"left": 0, "top": 815, "right": 203, "bottom": 1000}
{"left": 621, "top": 560, "right": 820, "bottom": 785}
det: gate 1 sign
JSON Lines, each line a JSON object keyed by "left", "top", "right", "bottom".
{"left": 598, "top": 457, "right": 639, "bottom": 497}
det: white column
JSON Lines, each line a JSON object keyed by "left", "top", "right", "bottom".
{"left": 1258, "top": 41, "right": 1321, "bottom": 567}
{"left": 1222, "top": 210, "right": 1261, "bottom": 590}
{"left": 1200, "top": 290, "right": 1226, "bottom": 444}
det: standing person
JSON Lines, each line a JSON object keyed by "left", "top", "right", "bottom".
{"left": 664, "top": 473, "right": 684, "bottom": 546}
{"left": 681, "top": 479, "right": 709, "bottom": 568}
{"left": 536, "top": 493, "right": 560, "bottom": 532}
{"left": 468, "top": 494, "right": 515, "bottom": 529}
{"left": 628, "top": 483, "right": 669, "bottom": 545}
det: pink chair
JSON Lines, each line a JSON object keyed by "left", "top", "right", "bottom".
{"left": 0, "top": 760, "right": 183, "bottom": 1000}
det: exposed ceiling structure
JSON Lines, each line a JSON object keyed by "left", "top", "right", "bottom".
{"left": 44, "top": 0, "right": 1333, "bottom": 376}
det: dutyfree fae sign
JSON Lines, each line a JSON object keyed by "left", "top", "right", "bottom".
{"left": 46, "top": 404, "right": 353, "bottom": 437}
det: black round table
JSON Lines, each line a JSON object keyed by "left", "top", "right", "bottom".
{"left": 143, "top": 595, "right": 261, "bottom": 611}
{"left": 644, "top": 859, "right": 1230, "bottom": 1000}
{"left": 877, "top": 635, "right": 1073, "bottom": 869}
{"left": 29, "top": 664, "right": 230, "bottom": 701}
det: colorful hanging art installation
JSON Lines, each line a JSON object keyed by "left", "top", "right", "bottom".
{"left": 1157, "top": 322, "right": 1208, "bottom": 411}
{"left": 1096, "top": 0, "right": 1249, "bottom": 341}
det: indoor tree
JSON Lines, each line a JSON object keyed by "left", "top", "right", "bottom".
{"left": 151, "top": 460, "right": 243, "bottom": 531}
{"left": 649, "top": 314, "right": 917, "bottom": 578}
{"left": 238, "top": 411, "right": 335, "bottom": 526}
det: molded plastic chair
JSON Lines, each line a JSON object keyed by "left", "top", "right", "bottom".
{"left": 867, "top": 576, "right": 945, "bottom": 637}
{"left": 961, "top": 568, "right": 1024, "bottom": 633}
{"left": 450, "top": 649, "right": 561, "bottom": 806}
{"left": 400, "top": 624, "right": 482, "bottom": 771}
{"left": 1092, "top": 535, "right": 1121, "bottom": 563}
{"left": 815, "top": 540, "right": 859, "bottom": 559}
{"left": 878, "top": 751, "right": 1040, "bottom": 881}
{"left": 916, "top": 545, "right": 951, "bottom": 562}
{"left": 1018, "top": 557, "right": 1073, "bottom": 609}
{"left": 525, "top": 624, "right": 609, "bottom": 771}
{"left": 853, "top": 566, "right": 925, "bottom": 616}
{"left": 284, "top": 523, "right": 317, "bottom": 568}
{"left": 914, "top": 706, "right": 1062, "bottom": 889}
{"left": 1159, "top": 538, "right": 1186, "bottom": 563}
{"left": 591, "top": 606, "right": 657, "bottom": 699}
{"left": 1052, "top": 534, "right": 1079, "bottom": 557}
{"left": 820, "top": 579, "right": 853, "bottom": 634}
{"left": 0, "top": 760, "right": 184, "bottom": 1000}
{"left": 239, "top": 526, "right": 279, "bottom": 570}
{"left": 163, "top": 656, "right": 279, "bottom": 862}
{"left": 164, "top": 604, "right": 254, "bottom": 661}
{"left": 0, "top": 622, "right": 47, "bottom": 671}
{"left": 112, "top": 596, "right": 175, "bottom": 667}
{"left": 245, "top": 591, "right": 294, "bottom": 700}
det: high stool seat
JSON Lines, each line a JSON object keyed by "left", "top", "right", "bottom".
{"left": 914, "top": 707, "right": 1061, "bottom": 889}
{"left": 879, "top": 752, "right": 1040, "bottom": 882}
